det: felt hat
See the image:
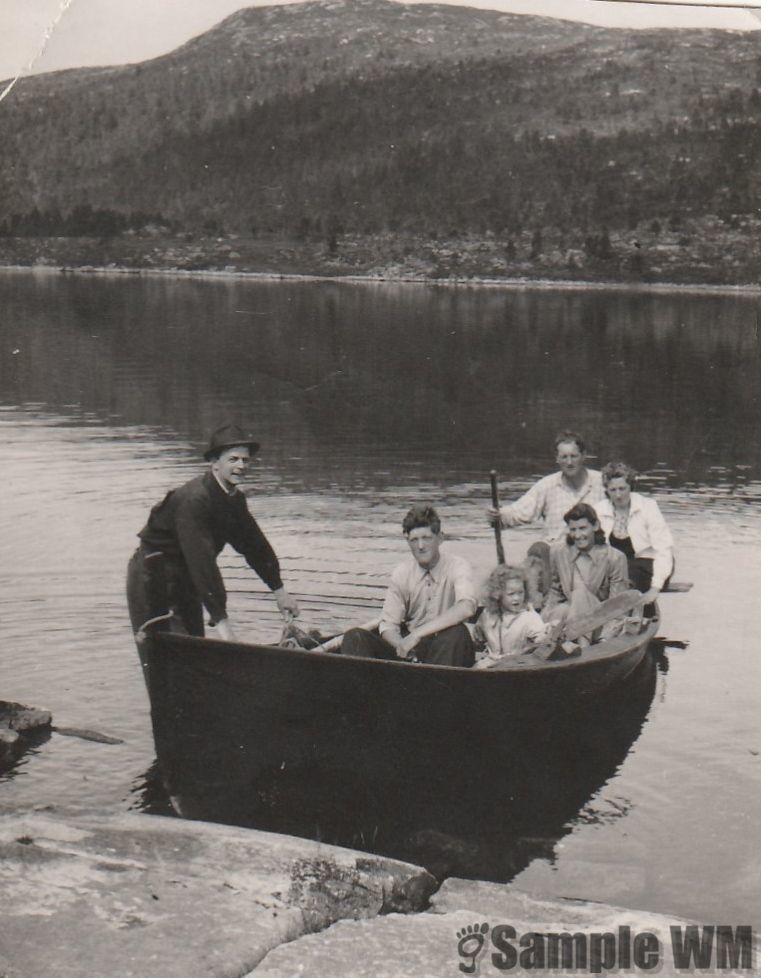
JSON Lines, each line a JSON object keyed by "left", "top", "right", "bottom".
{"left": 203, "top": 424, "right": 260, "bottom": 461}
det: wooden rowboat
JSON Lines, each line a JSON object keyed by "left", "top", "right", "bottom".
{"left": 144, "top": 612, "right": 659, "bottom": 856}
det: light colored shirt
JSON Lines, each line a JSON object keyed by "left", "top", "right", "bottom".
{"left": 595, "top": 492, "right": 675, "bottom": 590}
{"left": 499, "top": 469, "right": 605, "bottom": 543}
{"left": 545, "top": 541, "right": 629, "bottom": 611}
{"left": 568, "top": 551, "right": 602, "bottom": 619}
{"left": 473, "top": 607, "right": 548, "bottom": 667}
{"left": 379, "top": 550, "right": 477, "bottom": 637}
{"left": 543, "top": 542, "right": 629, "bottom": 643}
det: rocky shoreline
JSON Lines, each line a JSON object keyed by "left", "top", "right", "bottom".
{"left": 1, "top": 220, "right": 761, "bottom": 291}
{"left": 1, "top": 810, "right": 753, "bottom": 978}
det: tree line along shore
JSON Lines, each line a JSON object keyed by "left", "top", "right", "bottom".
{"left": 1, "top": 216, "right": 760, "bottom": 287}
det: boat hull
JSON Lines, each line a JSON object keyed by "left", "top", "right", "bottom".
{"left": 145, "top": 618, "right": 657, "bottom": 830}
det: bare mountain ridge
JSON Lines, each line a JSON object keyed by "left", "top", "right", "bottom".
{"left": 2, "top": 0, "right": 760, "bottom": 240}
{"left": 4, "top": 0, "right": 598, "bottom": 127}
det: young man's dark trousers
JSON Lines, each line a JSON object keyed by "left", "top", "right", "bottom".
{"left": 341, "top": 623, "right": 474, "bottom": 667}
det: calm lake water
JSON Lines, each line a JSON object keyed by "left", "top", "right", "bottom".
{"left": 1, "top": 268, "right": 760, "bottom": 928}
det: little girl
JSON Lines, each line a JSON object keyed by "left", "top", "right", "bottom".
{"left": 473, "top": 564, "right": 549, "bottom": 669}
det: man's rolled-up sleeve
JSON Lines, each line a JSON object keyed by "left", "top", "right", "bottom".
{"left": 500, "top": 480, "right": 546, "bottom": 528}
{"left": 379, "top": 569, "right": 407, "bottom": 636}
{"left": 452, "top": 557, "right": 478, "bottom": 616}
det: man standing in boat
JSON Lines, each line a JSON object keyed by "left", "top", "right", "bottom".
{"left": 127, "top": 424, "right": 299, "bottom": 661}
{"left": 341, "top": 505, "right": 476, "bottom": 666}
{"left": 488, "top": 430, "right": 605, "bottom": 604}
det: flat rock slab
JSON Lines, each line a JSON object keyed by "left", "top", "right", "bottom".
{"left": 252, "top": 908, "right": 480, "bottom": 978}
{"left": 253, "top": 878, "right": 757, "bottom": 977}
{"left": 0, "top": 812, "right": 436, "bottom": 978}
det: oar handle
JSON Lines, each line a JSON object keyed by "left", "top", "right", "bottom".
{"left": 490, "top": 470, "right": 506, "bottom": 565}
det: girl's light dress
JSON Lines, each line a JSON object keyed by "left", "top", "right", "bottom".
{"left": 473, "top": 606, "right": 549, "bottom": 669}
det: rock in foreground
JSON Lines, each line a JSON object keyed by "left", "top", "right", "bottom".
{"left": 0, "top": 700, "right": 51, "bottom": 769}
{"left": 252, "top": 878, "right": 756, "bottom": 977}
{"left": 0, "top": 811, "right": 436, "bottom": 978}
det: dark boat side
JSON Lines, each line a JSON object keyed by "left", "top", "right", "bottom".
{"left": 145, "top": 614, "right": 658, "bottom": 834}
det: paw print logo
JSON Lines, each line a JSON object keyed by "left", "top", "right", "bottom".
{"left": 457, "top": 922, "right": 490, "bottom": 974}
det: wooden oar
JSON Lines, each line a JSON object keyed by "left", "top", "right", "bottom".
{"left": 560, "top": 588, "right": 645, "bottom": 642}
{"left": 523, "top": 584, "right": 685, "bottom": 663}
{"left": 522, "top": 590, "right": 645, "bottom": 662}
{"left": 489, "top": 470, "right": 506, "bottom": 565}
{"left": 52, "top": 726, "right": 124, "bottom": 744}
{"left": 310, "top": 617, "right": 381, "bottom": 653}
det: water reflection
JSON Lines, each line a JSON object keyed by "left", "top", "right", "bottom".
{"left": 0, "top": 728, "right": 51, "bottom": 778}
{"left": 1, "top": 271, "right": 760, "bottom": 493}
{"left": 129, "top": 759, "right": 176, "bottom": 817}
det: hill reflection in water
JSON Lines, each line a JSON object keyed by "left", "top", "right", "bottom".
{"left": 1, "top": 273, "right": 760, "bottom": 495}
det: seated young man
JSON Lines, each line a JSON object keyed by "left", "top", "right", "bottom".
{"left": 542, "top": 502, "right": 629, "bottom": 642}
{"left": 341, "top": 505, "right": 477, "bottom": 667}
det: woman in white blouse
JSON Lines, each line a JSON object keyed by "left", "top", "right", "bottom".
{"left": 595, "top": 461, "right": 675, "bottom": 606}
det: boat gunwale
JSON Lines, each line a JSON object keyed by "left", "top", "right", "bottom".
{"left": 153, "top": 612, "right": 658, "bottom": 678}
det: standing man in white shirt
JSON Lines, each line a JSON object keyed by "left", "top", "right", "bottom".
{"left": 341, "top": 505, "right": 477, "bottom": 666}
{"left": 487, "top": 431, "right": 606, "bottom": 607}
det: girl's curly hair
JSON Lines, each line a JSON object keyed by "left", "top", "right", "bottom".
{"left": 481, "top": 564, "right": 528, "bottom": 615}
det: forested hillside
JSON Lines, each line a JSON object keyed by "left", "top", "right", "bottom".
{"left": 2, "top": 0, "right": 761, "bottom": 283}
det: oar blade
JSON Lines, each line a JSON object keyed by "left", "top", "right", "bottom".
{"left": 562, "top": 589, "right": 644, "bottom": 642}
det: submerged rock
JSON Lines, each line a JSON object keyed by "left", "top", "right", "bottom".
{"left": 0, "top": 700, "right": 52, "bottom": 733}
{"left": 0, "top": 700, "right": 51, "bottom": 769}
{"left": 0, "top": 728, "right": 20, "bottom": 767}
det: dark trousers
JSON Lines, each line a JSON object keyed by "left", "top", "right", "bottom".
{"left": 629, "top": 556, "right": 674, "bottom": 616}
{"left": 341, "top": 623, "right": 474, "bottom": 667}
{"left": 126, "top": 545, "right": 204, "bottom": 675}
{"left": 629, "top": 556, "right": 654, "bottom": 593}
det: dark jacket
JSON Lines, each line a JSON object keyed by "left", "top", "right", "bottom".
{"left": 138, "top": 471, "right": 282, "bottom": 621}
